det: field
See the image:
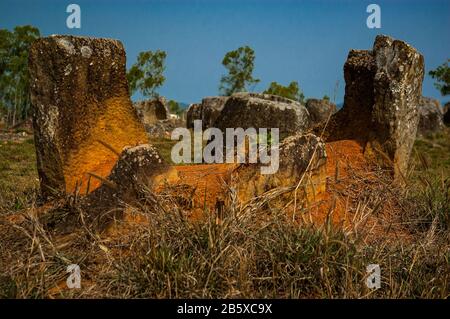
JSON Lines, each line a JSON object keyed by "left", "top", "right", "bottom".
{"left": 0, "top": 129, "right": 449, "bottom": 298}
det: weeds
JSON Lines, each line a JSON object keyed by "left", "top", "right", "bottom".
{"left": 1, "top": 179, "right": 448, "bottom": 298}
{"left": 0, "top": 131, "right": 449, "bottom": 299}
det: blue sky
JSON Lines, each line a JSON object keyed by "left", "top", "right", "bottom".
{"left": 1, "top": 0, "right": 449, "bottom": 104}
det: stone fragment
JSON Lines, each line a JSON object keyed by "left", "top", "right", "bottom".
{"left": 321, "top": 35, "right": 424, "bottom": 180}
{"left": 417, "top": 97, "right": 444, "bottom": 135}
{"left": 214, "top": 92, "right": 310, "bottom": 136}
{"left": 186, "top": 96, "right": 228, "bottom": 130}
{"left": 186, "top": 103, "right": 202, "bottom": 129}
{"left": 444, "top": 102, "right": 450, "bottom": 126}
{"left": 305, "top": 98, "right": 337, "bottom": 127}
{"left": 133, "top": 97, "right": 169, "bottom": 127}
{"left": 232, "top": 133, "right": 327, "bottom": 204}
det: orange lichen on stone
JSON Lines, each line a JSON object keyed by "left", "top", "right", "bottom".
{"left": 154, "top": 164, "right": 236, "bottom": 214}
{"left": 63, "top": 96, "right": 148, "bottom": 194}
{"left": 95, "top": 137, "right": 388, "bottom": 232}
{"left": 29, "top": 36, "right": 149, "bottom": 197}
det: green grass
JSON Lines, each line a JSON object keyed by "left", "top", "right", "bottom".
{"left": 406, "top": 128, "right": 450, "bottom": 234}
{"left": 412, "top": 129, "right": 450, "bottom": 174}
{"left": 0, "top": 138, "right": 38, "bottom": 212}
{"left": 149, "top": 133, "right": 213, "bottom": 166}
{"left": 148, "top": 136, "right": 178, "bottom": 164}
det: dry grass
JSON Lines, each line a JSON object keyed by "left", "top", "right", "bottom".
{"left": 0, "top": 185, "right": 448, "bottom": 299}
{"left": 0, "top": 130, "right": 449, "bottom": 299}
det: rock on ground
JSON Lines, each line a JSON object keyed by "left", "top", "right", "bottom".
{"left": 444, "top": 102, "right": 450, "bottom": 126}
{"left": 305, "top": 98, "right": 337, "bottom": 127}
{"left": 133, "top": 97, "right": 169, "bottom": 127}
{"left": 213, "top": 92, "right": 310, "bottom": 136}
{"left": 186, "top": 96, "right": 228, "bottom": 129}
{"left": 417, "top": 97, "right": 444, "bottom": 135}
{"left": 232, "top": 133, "right": 327, "bottom": 204}
{"left": 29, "top": 35, "right": 148, "bottom": 197}
{"left": 200, "top": 96, "right": 229, "bottom": 129}
{"left": 83, "top": 144, "right": 168, "bottom": 228}
{"left": 321, "top": 35, "right": 424, "bottom": 180}
{"left": 145, "top": 118, "right": 186, "bottom": 138}
{"left": 186, "top": 103, "right": 202, "bottom": 129}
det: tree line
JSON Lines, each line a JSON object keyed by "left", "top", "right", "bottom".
{"left": 0, "top": 25, "right": 449, "bottom": 128}
{"left": 126, "top": 44, "right": 309, "bottom": 108}
{"left": 0, "top": 25, "right": 40, "bottom": 127}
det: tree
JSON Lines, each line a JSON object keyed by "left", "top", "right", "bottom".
{"left": 168, "top": 99, "right": 181, "bottom": 115}
{"left": 219, "top": 46, "right": 260, "bottom": 96}
{"left": 0, "top": 25, "right": 40, "bottom": 126}
{"left": 263, "top": 81, "right": 305, "bottom": 104}
{"left": 323, "top": 95, "right": 330, "bottom": 101}
{"left": 429, "top": 59, "right": 450, "bottom": 96}
{"left": 127, "top": 50, "right": 166, "bottom": 98}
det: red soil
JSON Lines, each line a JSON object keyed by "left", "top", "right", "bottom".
{"left": 325, "top": 140, "right": 366, "bottom": 177}
{"left": 306, "top": 140, "right": 368, "bottom": 225}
